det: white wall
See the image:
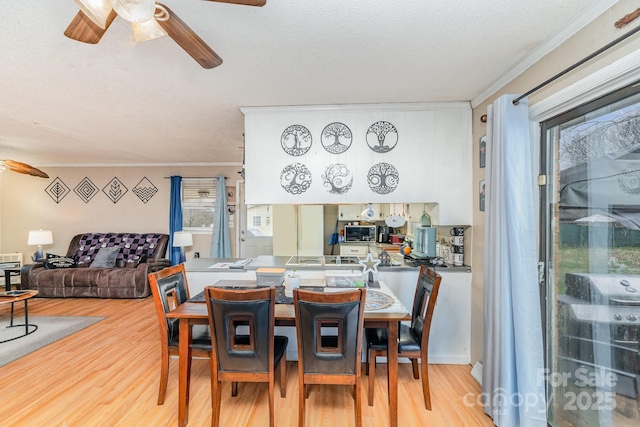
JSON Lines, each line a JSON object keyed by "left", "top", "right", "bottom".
{"left": 469, "top": 0, "right": 640, "bottom": 365}
{"left": 0, "top": 165, "right": 241, "bottom": 260}
{"left": 242, "top": 102, "right": 472, "bottom": 225}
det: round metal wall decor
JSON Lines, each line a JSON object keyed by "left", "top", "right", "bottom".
{"left": 321, "top": 163, "right": 353, "bottom": 194}
{"left": 281, "top": 124, "right": 312, "bottom": 156}
{"left": 366, "top": 121, "right": 398, "bottom": 153}
{"left": 367, "top": 162, "right": 399, "bottom": 194}
{"left": 321, "top": 122, "right": 352, "bottom": 154}
{"left": 280, "top": 163, "right": 312, "bottom": 194}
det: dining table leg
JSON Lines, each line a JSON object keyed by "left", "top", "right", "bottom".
{"left": 178, "top": 318, "right": 193, "bottom": 427}
{"left": 387, "top": 320, "right": 399, "bottom": 427}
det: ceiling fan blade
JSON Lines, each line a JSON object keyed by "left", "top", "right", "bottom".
{"left": 1, "top": 160, "right": 49, "bottom": 179}
{"left": 204, "top": 0, "right": 266, "bottom": 6}
{"left": 64, "top": 9, "right": 118, "bottom": 44}
{"left": 155, "top": 4, "right": 223, "bottom": 69}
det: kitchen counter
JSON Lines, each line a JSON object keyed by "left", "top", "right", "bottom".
{"left": 184, "top": 254, "right": 471, "bottom": 365}
{"left": 183, "top": 255, "right": 470, "bottom": 273}
{"left": 183, "top": 256, "right": 291, "bottom": 272}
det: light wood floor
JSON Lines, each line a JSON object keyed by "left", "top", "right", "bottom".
{"left": 0, "top": 297, "right": 494, "bottom": 427}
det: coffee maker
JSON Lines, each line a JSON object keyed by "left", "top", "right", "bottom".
{"left": 412, "top": 225, "right": 436, "bottom": 257}
{"left": 378, "top": 225, "right": 390, "bottom": 243}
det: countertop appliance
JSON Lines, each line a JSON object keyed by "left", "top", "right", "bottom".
{"left": 378, "top": 225, "right": 390, "bottom": 243}
{"left": 412, "top": 225, "right": 436, "bottom": 257}
{"left": 344, "top": 225, "right": 376, "bottom": 242}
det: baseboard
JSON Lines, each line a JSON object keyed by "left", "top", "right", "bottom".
{"left": 285, "top": 352, "right": 471, "bottom": 364}
{"left": 470, "top": 361, "right": 482, "bottom": 385}
{"left": 355, "top": 355, "right": 470, "bottom": 365}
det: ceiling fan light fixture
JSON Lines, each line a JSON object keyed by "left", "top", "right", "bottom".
{"left": 132, "top": 17, "right": 167, "bottom": 42}
{"left": 109, "top": 0, "right": 156, "bottom": 23}
{"left": 73, "top": 0, "right": 113, "bottom": 29}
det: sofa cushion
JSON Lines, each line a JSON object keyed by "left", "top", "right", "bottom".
{"left": 90, "top": 246, "right": 120, "bottom": 268}
{"left": 45, "top": 253, "right": 76, "bottom": 269}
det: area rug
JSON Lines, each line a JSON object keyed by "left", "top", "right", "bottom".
{"left": 0, "top": 315, "right": 104, "bottom": 367}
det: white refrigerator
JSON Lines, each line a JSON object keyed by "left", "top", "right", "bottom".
{"left": 272, "top": 205, "right": 324, "bottom": 256}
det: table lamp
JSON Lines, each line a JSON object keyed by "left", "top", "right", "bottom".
{"left": 172, "top": 231, "right": 193, "bottom": 263}
{"left": 28, "top": 229, "right": 54, "bottom": 261}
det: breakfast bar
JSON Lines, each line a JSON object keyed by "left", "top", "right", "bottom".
{"left": 184, "top": 255, "right": 472, "bottom": 365}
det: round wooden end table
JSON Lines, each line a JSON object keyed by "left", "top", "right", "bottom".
{"left": 0, "top": 289, "right": 38, "bottom": 343}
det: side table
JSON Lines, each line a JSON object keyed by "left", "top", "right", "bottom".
{"left": 0, "top": 289, "right": 38, "bottom": 343}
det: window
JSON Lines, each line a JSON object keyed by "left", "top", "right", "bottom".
{"left": 541, "top": 81, "right": 640, "bottom": 427}
{"left": 245, "top": 205, "right": 273, "bottom": 237}
{"left": 182, "top": 178, "right": 216, "bottom": 232}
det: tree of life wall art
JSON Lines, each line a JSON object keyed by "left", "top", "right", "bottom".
{"left": 280, "top": 163, "right": 312, "bottom": 195}
{"left": 281, "top": 125, "right": 312, "bottom": 156}
{"left": 321, "top": 122, "right": 352, "bottom": 154}
{"left": 321, "top": 163, "right": 353, "bottom": 194}
{"left": 366, "top": 121, "right": 398, "bottom": 153}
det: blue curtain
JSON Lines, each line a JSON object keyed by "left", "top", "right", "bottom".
{"left": 482, "top": 95, "right": 546, "bottom": 426}
{"left": 210, "top": 175, "right": 231, "bottom": 258}
{"left": 169, "top": 176, "right": 183, "bottom": 265}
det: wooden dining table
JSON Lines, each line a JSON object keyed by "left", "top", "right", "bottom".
{"left": 166, "top": 283, "right": 410, "bottom": 427}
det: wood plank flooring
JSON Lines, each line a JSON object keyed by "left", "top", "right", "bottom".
{"left": 0, "top": 297, "right": 494, "bottom": 426}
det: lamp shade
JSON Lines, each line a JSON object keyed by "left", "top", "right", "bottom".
{"left": 131, "top": 18, "right": 167, "bottom": 42}
{"left": 173, "top": 231, "right": 193, "bottom": 248}
{"left": 73, "top": 0, "right": 113, "bottom": 29}
{"left": 109, "top": 0, "right": 156, "bottom": 23}
{"left": 28, "top": 230, "right": 54, "bottom": 246}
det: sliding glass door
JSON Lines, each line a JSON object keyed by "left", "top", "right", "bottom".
{"left": 541, "top": 81, "right": 640, "bottom": 426}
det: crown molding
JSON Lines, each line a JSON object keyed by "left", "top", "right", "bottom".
{"left": 38, "top": 162, "right": 243, "bottom": 168}
{"left": 240, "top": 101, "right": 471, "bottom": 115}
{"left": 471, "top": 0, "right": 620, "bottom": 108}
{"left": 529, "top": 48, "right": 640, "bottom": 121}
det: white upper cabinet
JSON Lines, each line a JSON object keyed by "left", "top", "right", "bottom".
{"left": 338, "top": 203, "right": 384, "bottom": 221}
{"left": 338, "top": 204, "right": 362, "bottom": 221}
{"left": 241, "top": 102, "right": 472, "bottom": 225}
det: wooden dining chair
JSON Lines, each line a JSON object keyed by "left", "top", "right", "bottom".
{"left": 204, "top": 286, "right": 288, "bottom": 427}
{"left": 148, "top": 264, "right": 212, "bottom": 405}
{"left": 365, "top": 265, "right": 442, "bottom": 410}
{"left": 293, "top": 288, "right": 366, "bottom": 427}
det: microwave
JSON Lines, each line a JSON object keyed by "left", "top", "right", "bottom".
{"left": 344, "top": 225, "right": 376, "bottom": 242}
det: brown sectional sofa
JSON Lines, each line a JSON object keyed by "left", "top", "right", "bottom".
{"left": 21, "top": 232, "right": 171, "bottom": 298}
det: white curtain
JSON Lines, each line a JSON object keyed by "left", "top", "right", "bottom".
{"left": 482, "top": 95, "right": 546, "bottom": 426}
{"left": 210, "top": 175, "right": 232, "bottom": 258}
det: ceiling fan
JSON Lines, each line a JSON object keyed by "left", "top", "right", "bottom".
{"left": 64, "top": 0, "right": 266, "bottom": 69}
{"left": 0, "top": 160, "right": 49, "bottom": 178}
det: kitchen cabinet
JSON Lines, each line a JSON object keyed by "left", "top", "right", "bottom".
{"left": 338, "top": 203, "right": 405, "bottom": 221}
{"left": 338, "top": 204, "right": 384, "bottom": 221}
{"left": 338, "top": 204, "right": 363, "bottom": 221}
{"left": 339, "top": 244, "right": 369, "bottom": 257}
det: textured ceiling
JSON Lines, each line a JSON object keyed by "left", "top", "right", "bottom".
{"left": 0, "top": 0, "right": 613, "bottom": 167}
